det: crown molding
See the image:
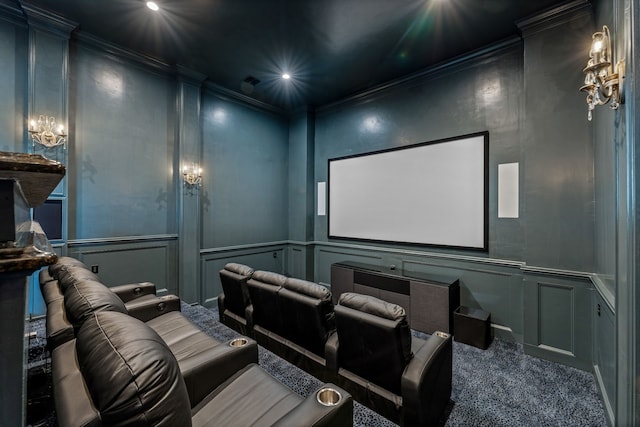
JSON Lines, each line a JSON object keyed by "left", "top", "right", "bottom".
{"left": 176, "top": 65, "right": 207, "bottom": 87}
{"left": 203, "top": 81, "right": 287, "bottom": 116}
{"left": 317, "top": 36, "right": 522, "bottom": 114}
{"left": 74, "top": 31, "right": 174, "bottom": 77}
{"left": 516, "top": 0, "right": 592, "bottom": 38}
{"left": 20, "top": 1, "right": 77, "bottom": 38}
{"left": 0, "top": 0, "right": 26, "bottom": 26}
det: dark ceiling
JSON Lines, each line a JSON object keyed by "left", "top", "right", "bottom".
{"left": 20, "top": 0, "right": 572, "bottom": 111}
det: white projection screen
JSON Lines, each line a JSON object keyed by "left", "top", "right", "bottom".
{"left": 328, "top": 132, "right": 488, "bottom": 250}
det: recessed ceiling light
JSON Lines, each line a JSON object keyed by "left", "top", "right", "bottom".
{"left": 147, "top": 2, "right": 160, "bottom": 11}
{"left": 282, "top": 73, "right": 291, "bottom": 80}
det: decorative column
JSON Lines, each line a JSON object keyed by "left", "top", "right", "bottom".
{"left": 21, "top": 3, "right": 76, "bottom": 315}
{"left": 176, "top": 66, "right": 206, "bottom": 303}
{"left": 0, "top": 152, "right": 63, "bottom": 426}
{"left": 22, "top": 2, "right": 75, "bottom": 162}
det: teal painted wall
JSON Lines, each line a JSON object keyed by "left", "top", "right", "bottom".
{"left": 521, "top": 9, "right": 595, "bottom": 273}
{"left": 0, "top": 15, "right": 27, "bottom": 152}
{"left": 201, "top": 93, "right": 289, "bottom": 248}
{"left": 314, "top": 44, "right": 525, "bottom": 261}
{"left": 69, "top": 44, "right": 177, "bottom": 239}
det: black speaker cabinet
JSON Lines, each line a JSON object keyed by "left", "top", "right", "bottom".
{"left": 453, "top": 306, "right": 493, "bottom": 350}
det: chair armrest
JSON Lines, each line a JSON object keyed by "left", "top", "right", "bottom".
{"left": 217, "top": 293, "right": 226, "bottom": 322}
{"left": 325, "top": 332, "right": 339, "bottom": 373}
{"left": 46, "top": 297, "right": 75, "bottom": 350}
{"left": 245, "top": 304, "right": 254, "bottom": 332}
{"left": 183, "top": 337, "right": 259, "bottom": 406}
{"left": 51, "top": 339, "right": 101, "bottom": 427}
{"left": 110, "top": 282, "right": 156, "bottom": 302}
{"left": 273, "top": 383, "right": 353, "bottom": 427}
{"left": 401, "top": 331, "right": 453, "bottom": 427}
{"left": 125, "top": 295, "right": 181, "bottom": 322}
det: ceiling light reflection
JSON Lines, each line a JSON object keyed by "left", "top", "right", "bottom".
{"left": 146, "top": 2, "right": 159, "bottom": 11}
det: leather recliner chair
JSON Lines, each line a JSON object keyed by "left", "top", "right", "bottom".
{"left": 246, "top": 271, "right": 337, "bottom": 379}
{"left": 246, "top": 270, "right": 289, "bottom": 338}
{"left": 42, "top": 257, "right": 180, "bottom": 349}
{"left": 60, "top": 275, "right": 258, "bottom": 408}
{"left": 218, "top": 262, "right": 254, "bottom": 335}
{"left": 53, "top": 310, "right": 353, "bottom": 427}
{"left": 326, "top": 292, "right": 453, "bottom": 426}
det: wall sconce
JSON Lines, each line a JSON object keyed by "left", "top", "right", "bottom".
{"left": 182, "top": 163, "right": 202, "bottom": 188}
{"left": 28, "top": 115, "right": 67, "bottom": 149}
{"left": 580, "top": 25, "right": 624, "bottom": 121}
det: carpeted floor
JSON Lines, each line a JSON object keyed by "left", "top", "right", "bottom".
{"left": 27, "top": 302, "right": 607, "bottom": 426}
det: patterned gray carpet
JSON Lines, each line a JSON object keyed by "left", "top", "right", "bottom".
{"left": 182, "top": 303, "right": 607, "bottom": 427}
{"left": 27, "top": 303, "right": 607, "bottom": 426}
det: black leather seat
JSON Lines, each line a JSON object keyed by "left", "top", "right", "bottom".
{"left": 218, "top": 262, "right": 254, "bottom": 335}
{"left": 279, "top": 277, "right": 336, "bottom": 358}
{"left": 327, "top": 292, "right": 453, "bottom": 426}
{"left": 246, "top": 270, "right": 288, "bottom": 338}
{"left": 53, "top": 310, "right": 353, "bottom": 427}
{"left": 246, "top": 272, "right": 338, "bottom": 378}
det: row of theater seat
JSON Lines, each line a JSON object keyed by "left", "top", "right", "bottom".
{"left": 218, "top": 263, "right": 454, "bottom": 427}
{"left": 40, "top": 257, "right": 353, "bottom": 426}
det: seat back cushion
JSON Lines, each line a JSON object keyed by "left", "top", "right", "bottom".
{"left": 219, "top": 263, "right": 253, "bottom": 318}
{"left": 76, "top": 311, "right": 192, "bottom": 427}
{"left": 335, "top": 293, "right": 412, "bottom": 394}
{"left": 49, "top": 256, "right": 89, "bottom": 279}
{"left": 279, "top": 278, "right": 335, "bottom": 356}
{"left": 39, "top": 269, "right": 55, "bottom": 286}
{"left": 40, "top": 279, "right": 63, "bottom": 306}
{"left": 57, "top": 266, "right": 101, "bottom": 292}
{"left": 64, "top": 279, "right": 127, "bottom": 327}
{"left": 246, "top": 271, "right": 287, "bottom": 335}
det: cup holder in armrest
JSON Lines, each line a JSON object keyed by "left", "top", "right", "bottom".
{"left": 316, "top": 387, "right": 342, "bottom": 406}
{"left": 229, "top": 338, "right": 248, "bottom": 347}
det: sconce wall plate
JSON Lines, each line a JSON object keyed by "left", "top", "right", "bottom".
{"left": 580, "top": 25, "right": 624, "bottom": 120}
{"left": 28, "top": 115, "right": 67, "bottom": 149}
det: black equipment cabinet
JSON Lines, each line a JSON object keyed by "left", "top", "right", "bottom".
{"left": 330, "top": 261, "right": 459, "bottom": 334}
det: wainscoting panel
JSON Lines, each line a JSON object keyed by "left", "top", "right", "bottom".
{"left": 402, "top": 259, "right": 523, "bottom": 341}
{"left": 287, "top": 244, "right": 307, "bottom": 279}
{"left": 593, "top": 290, "right": 616, "bottom": 424}
{"left": 200, "top": 243, "right": 287, "bottom": 307}
{"left": 538, "top": 282, "right": 574, "bottom": 352}
{"left": 523, "top": 272, "right": 592, "bottom": 371}
{"left": 68, "top": 236, "right": 178, "bottom": 296}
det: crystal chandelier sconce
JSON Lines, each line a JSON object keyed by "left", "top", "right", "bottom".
{"left": 579, "top": 25, "right": 624, "bottom": 121}
{"left": 28, "top": 115, "right": 67, "bottom": 149}
{"left": 182, "top": 163, "right": 202, "bottom": 187}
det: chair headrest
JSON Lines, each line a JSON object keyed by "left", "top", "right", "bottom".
{"left": 56, "top": 266, "right": 100, "bottom": 292}
{"left": 284, "top": 278, "right": 332, "bottom": 301}
{"left": 64, "top": 279, "right": 128, "bottom": 327}
{"left": 48, "top": 256, "right": 89, "bottom": 279}
{"left": 338, "top": 292, "right": 406, "bottom": 321}
{"left": 76, "top": 311, "right": 192, "bottom": 426}
{"left": 223, "top": 263, "right": 254, "bottom": 277}
{"left": 250, "top": 270, "right": 287, "bottom": 287}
